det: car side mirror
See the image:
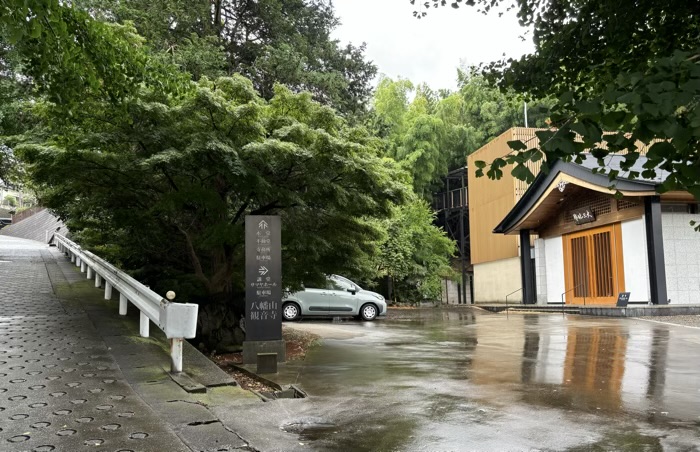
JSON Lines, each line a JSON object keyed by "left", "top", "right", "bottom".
{"left": 349, "top": 285, "right": 358, "bottom": 295}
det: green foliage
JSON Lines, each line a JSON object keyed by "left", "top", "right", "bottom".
{"left": 0, "top": 0, "right": 188, "bottom": 111}
{"left": 416, "top": 1, "right": 700, "bottom": 198}
{"left": 18, "top": 77, "right": 409, "bottom": 302}
{"left": 74, "top": 0, "right": 377, "bottom": 116}
{"left": 374, "top": 196, "right": 456, "bottom": 302}
{"left": 0, "top": 0, "right": 449, "bottom": 347}
{"left": 3, "top": 194, "right": 16, "bottom": 207}
{"left": 371, "top": 72, "right": 551, "bottom": 196}
{"left": 397, "top": 114, "right": 448, "bottom": 197}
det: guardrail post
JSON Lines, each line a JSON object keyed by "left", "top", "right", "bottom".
{"left": 75, "top": 256, "right": 81, "bottom": 267}
{"left": 170, "top": 338, "right": 183, "bottom": 373}
{"left": 70, "top": 252, "right": 75, "bottom": 263}
{"left": 95, "top": 274, "right": 102, "bottom": 288}
{"left": 119, "top": 294, "right": 128, "bottom": 315}
{"left": 104, "top": 282, "right": 112, "bottom": 300}
{"left": 87, "top": 266, "right": 94, "bottom": 279}
{"left": 80, "top": 261, "right": 86, "bottom": 273}
{"left": 139, "top": 312, "right": 150, "bottom": 337}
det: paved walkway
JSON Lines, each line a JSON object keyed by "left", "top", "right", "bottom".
{"left": 0, "top": 236, "right": 262, "bottom": 452}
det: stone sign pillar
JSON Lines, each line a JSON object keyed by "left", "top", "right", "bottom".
{"left": 242, "top": 215, "right": 285, "bottom": 364}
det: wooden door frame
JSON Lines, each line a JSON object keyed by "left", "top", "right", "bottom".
{"left": 562, "top": 223, "right": 625, "bottom": 305}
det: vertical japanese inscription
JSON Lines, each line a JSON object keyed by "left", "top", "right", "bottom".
{"left": 245, "top": 215, "right": 282, "bottom": 341}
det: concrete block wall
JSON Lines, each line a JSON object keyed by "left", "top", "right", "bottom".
{"left": 661, "top": 207, "right": 700, "bottom": 305}
{"left": 440, "top": 277, "right": 472, "bottom": 304}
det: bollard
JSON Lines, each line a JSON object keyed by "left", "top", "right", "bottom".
{"left": 139, "top": 311, "right": 150, "bottom": 337}
{"left": 104, "top": 282, "right": 112, "bottom": 300}
{"left": 119, "top": 294, "right": 128, "bottom": 315}
{"left": 95, "top": 274, "right": 102, "bottom": 288}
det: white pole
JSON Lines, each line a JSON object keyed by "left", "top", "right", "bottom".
{"left": 170, "top": 338, "right": 183, "bottom": 373}
{"left": 104, "top": 282, "right": 112, "bottom": 300}
{"left": 524, "top": 101, "right": 529, "bottom": 128}
{"left": 95, "top": 274, "right": 102, "bottom": 288}
{"left": 80, "top": 262, "right": 86, "bottom": 273}
{"left": 87, "top": 267, "right": 93, "bottom": 279}
{"left": 119, "top": 294, "right": 128, "bottom": 315}
{"left": 139, "top": 312, "right": 150, "bottom": 337}
{"left": 75, "top": 256, "right": 81, "bottom": 267}
{"left": 70, "top": 253, "right": 75, "bottom": 263}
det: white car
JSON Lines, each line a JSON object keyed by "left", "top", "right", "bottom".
{"left": 282, "top": 275, "right": 387, "bottom": 321}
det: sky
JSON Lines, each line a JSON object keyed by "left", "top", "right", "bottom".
{"left": 331, "top": 0, "right": 535, "bottom": 92}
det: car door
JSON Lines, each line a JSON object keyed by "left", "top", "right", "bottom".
{"left": 327, "top": 276, "right": 360, "bottom": 315}
{"left": 294, "top": 282, "right": 332, "bottom": 314}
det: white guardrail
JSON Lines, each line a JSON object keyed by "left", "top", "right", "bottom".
{"left": 53, "top": 233, "right": 198, "bottom": 373}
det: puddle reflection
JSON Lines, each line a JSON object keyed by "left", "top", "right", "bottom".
{"left": 289, "top": 311, "right": 700, "bottom": 449}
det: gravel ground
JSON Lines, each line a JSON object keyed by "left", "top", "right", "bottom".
{"left": 636, "top": 315, "right": 700, "bottom": 328}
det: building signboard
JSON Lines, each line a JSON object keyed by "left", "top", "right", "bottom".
{"left": 245, "top": 215, "right": 282, "bottom": 341}
{"left": 572, "top": 206, "right": 596, "bottom": 225}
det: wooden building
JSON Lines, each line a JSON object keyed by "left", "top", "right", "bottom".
{"left": 467, "top": 128, "right": 542, "bottom": 303}
{"left": 470, "top": 127, "right": 693, "bottom": 306}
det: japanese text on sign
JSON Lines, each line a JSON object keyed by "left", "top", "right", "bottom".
{"left": 245, "top": 216, "right": 282, "bottom": 341}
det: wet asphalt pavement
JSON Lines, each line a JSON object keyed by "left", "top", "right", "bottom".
{"left": 249, "top": 309, "right": 700, "bottom": 451}
{"left": 4, "top": 233, "right": 700, "bottom": 451}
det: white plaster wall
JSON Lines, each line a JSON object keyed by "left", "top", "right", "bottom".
{"left": 534, "top": 238, "right": 548, "bottom": 305}
{"left": 473, "top": 257, "right": 522, "bottom": 303}
{"left": 544, "top": 236, "right": 565, "bottom": 304}
{"left": 662, "top": 208, "right": 700, "bottom": 304}
{"left": 621, "top": 217, "right": 651, "bottom": 303}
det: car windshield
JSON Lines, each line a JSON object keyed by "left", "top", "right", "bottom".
{"left": 330, "top": 275, "right": 361, "bottom": 291}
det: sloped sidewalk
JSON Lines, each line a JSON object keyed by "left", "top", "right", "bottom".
{"left": 0, "top": 236, "right": 264, "bottom": 451}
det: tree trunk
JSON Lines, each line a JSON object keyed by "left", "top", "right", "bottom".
{"left": 387, "top": 275, "right": 393, "bottom": 304}
{"left": 196, "top": 290, "right": 246, "bottom": 353}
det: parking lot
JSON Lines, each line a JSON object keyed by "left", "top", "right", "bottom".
{"left": 229, "top": 308, "right": 700, "bottom": 451}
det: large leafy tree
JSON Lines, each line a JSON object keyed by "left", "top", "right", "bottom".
{"left": 1, "top": 1, "right": 411, "bottom": 349}
{"left": 18, "top": 77, "right": 408, "bottom": 349}
{"left": 75, "top": 0, "right": 377, "bottom": 116}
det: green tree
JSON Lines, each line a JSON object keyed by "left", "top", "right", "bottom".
{"left": 74, "top": 0, "right": 377, "bottom": 116}
{"left": 3, "top": 194, "right": 16, "bottom": 207}
{"left": 371, "top": 73, "right": 550, "bottom": 195}
{"left": 18, "top": 76, "right": 408, "bottom": 349}
{"left": 397, "top": 114, "right": 448, "bottom": 197}
{"left": 371, "top": 76, "right": 414, "bottom": 143}
{"left": 1, "top": 0, "right": 452, "bottom": 349}
{"left": 375, "top": 196, "right": 455, "bottom": 303}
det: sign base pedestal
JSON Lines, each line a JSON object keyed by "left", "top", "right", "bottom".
{"left": 243, "top": 340, "right": 286, "bottom": 364}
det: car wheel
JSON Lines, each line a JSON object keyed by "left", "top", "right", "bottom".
{"left": 360, "top": 303, "right": 377, "bottom": 321}
{"left": 282, "top": 302, "right": 300, "bottom": 321}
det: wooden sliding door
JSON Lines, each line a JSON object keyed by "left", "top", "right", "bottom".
{"left": 563, "top": 224, "right": 625, "bottom": 305}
